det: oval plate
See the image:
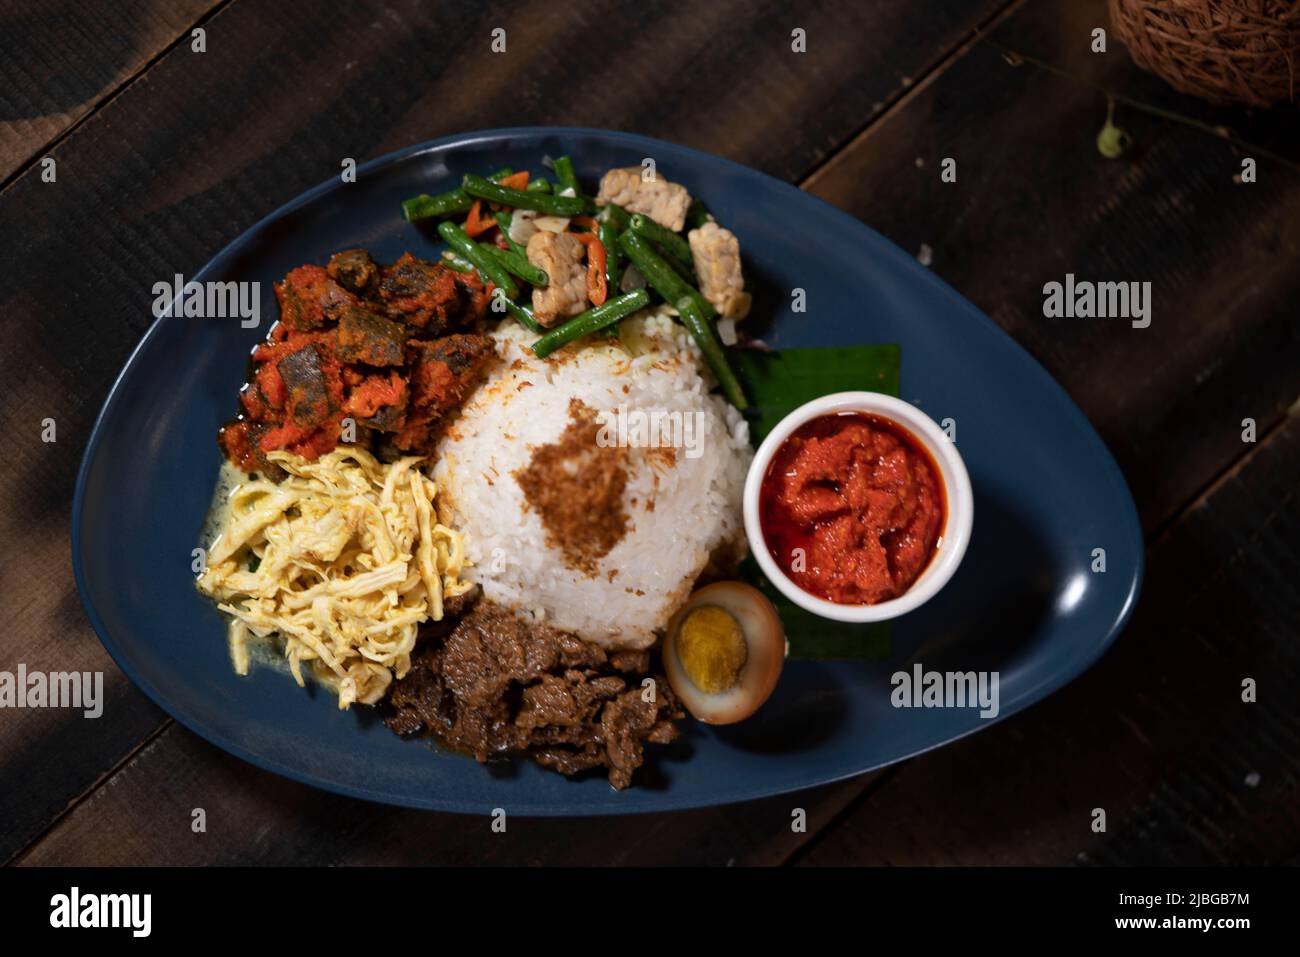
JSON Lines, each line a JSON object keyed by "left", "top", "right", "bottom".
{"left": 73, "top": 128, "right": 1142, "bottom": 815}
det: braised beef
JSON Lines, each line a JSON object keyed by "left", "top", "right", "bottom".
{"left": 387, "top": 600, "right": 681, "bottom": 789}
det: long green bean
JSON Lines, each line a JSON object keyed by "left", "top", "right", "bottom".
{"left": 685, "top": 198, "right": 712, "bottom": 230}
{"left": 598, "top": 203, "right": 629, "bottom": 290}
{"left": 628, "top": 213, "right": 693, "bottom": 272}
{"left": 492, "top": 211, "right": 526, "bottom": 256}
{"left": 500, "top": 295, "right": 546, "bottom": 333}
{"left": 478, "top": 241, "right": 548, "bottom": 287}
{"left": 661, "top": 244, "right": 697, "bottom": 285}
{"left": 676, "top": 296, "right": 747, "bottom": 410}
{"left": 617, "top": 232, "right": 707, "bottom": 314}
{"left": 402, "top": 192, "right": 465, "bottom": 223}
{"left": 618, "top": 232, "right": 745, "bottom": 408}
{"left": 600, "top": 202, "right": 631, "bottom": 232}
{"left": 437, "top": 221, "right": 518, "bottom": 299}
{"left": 440, "top": 251, "right": 475, "bottom": 273}
{"left": 531, "top": 290, "right": 650, "bottom": 358}
{"left": 553, "top": 155, "right": 579, "bottom": 194}
{"left": 599, "top": 218, "right": 625, "bottom": 291}
{"left": 401, "top": 167, "right": 513, "bottom": 222}
{"left": 462, "top": 174, "right": 586, "bottom": 216}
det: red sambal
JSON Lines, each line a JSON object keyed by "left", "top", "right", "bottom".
{"left": 759, "top": 412, "right": 945, "bottom": 605}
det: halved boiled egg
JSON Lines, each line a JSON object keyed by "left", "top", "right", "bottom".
{"left": 663, "top": 582, "right": 786, "bottom": 724}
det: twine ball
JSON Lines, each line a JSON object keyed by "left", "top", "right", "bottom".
{"left": 1110, "top": 0, "right": 1300, "bottom": 107}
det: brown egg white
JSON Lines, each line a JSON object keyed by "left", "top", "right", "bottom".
{"left": 663, "top": 581, "right": 785, "bottom": 724}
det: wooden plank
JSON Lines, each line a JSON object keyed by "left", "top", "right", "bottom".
{"left": 796, "top": 406, "right": 1300, "bottom": 865}
{"left": 0, "top": 0, "right": 216, "bottom": 182}
{"left": 0, "top": 0, "right": 1007, "bottom": 862}
{"left": 785, "top": 0, "right": 1300, "bottom": 866}
{"left": 804, "top": 0, "right": 1300, "bottom": 534}
{"left": 14, "top": 726, "right": 880, "bottom": 865}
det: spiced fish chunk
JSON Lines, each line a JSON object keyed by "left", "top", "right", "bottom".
{"left": 527, "top": 231, "right": 588, "bottom": 326}
{"left": 326, "top": 248, "right": 379, "bottom": 295}
{"left": 277, "top": 345, "right": 334, "bottom": 427}
{"left": 688, "top": 222, "right": 750, "bottom": 320}
{"left": 596, "top": 167, "right": 692, "bottom": 232}
{"left": 334, "top": 305, "right": 408, "bottom": 366}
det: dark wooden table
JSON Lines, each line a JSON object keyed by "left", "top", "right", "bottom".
{"left": 2, "top": 0, "right": 1296, "bottom": 866}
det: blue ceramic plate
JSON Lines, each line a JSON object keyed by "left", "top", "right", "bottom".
{"left": 73, "top": 128, "right": 1142, "bottom": 815}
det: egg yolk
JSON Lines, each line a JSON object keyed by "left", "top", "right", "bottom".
{"left": 676, "top": 605, "right": 748, "bottom": 694}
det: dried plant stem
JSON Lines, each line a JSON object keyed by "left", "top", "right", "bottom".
{"left": 985, "top": 36, "right": 1300, "bottom": 173}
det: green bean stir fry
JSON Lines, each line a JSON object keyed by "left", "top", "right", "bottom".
{"left": 401, "top": 155, "right": 747, "bottom": 408}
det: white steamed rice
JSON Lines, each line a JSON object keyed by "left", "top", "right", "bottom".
{"left": 432, "top": 308, "right": 752, "bottom": 649}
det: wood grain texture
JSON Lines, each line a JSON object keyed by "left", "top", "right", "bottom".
{"left": 804, "top": 0, "right": 1300, "bottom": 535}
{"left": 785, "top": 0, "right": 1300, "bottom": 865}
{"left": 795, "top": 407, "right": 1300, "bottom": 865}
{"left": 9, "top": 0, "right": 1297, "bottom": 868}
{"left": 14, "top": 728, "right": 881, "bottom": 866}
{"left": 0, "top": 0, "right": 1008, "bottom": 864}
{"left": 0, "top": 0, "right": 216, "bottom": 182}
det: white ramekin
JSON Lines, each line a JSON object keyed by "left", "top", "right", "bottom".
{"left": 743, "top": 391, "right": 974, "bottom": 623}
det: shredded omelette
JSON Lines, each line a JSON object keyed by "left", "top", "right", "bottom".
{"left": 196, "top": 447, "right": 472, "bottom": 709}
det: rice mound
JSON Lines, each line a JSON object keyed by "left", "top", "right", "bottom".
{"left": 433, "top": 309, "right": 752, "bottom": 650}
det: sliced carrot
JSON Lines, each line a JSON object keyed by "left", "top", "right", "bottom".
{"left": 570, "top": 215, "right": 599, "bottom": 232}
{"left": 464, "top": 199, "right": 495, "bottom": 238}
{"left": 574, "top": 233, "right": 607, "bottom": 306}
{"left": 499, "top": 171, "right": 530, "bottom": 191}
